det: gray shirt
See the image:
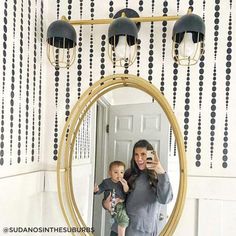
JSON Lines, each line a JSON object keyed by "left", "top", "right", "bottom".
{"left": 111, "top": 171, "right": 173, "bottom": 235}
{"left": 95, "top": 178, "right": 126, "bottom": 201}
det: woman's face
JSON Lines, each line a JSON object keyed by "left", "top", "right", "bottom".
{"left": 134, "top": 147, "right": 147, "bottom": 170}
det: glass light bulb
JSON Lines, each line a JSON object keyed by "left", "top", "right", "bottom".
{"left": 115, "top": 36, "right": 131, "bottom": 62}
{"left": 178, "top": 32, "right": 196, "bottom": 57}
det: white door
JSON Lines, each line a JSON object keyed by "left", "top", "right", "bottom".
{"left": 105, "top": 102, "right": 169, "bottom": 235}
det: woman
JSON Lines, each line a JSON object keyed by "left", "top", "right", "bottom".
{"left": 104, "top": 139, "right": 173, "bottom": 236}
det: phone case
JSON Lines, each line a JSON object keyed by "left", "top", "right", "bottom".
{"left": 147, "top": 150, "right": 154, "bottom": 160}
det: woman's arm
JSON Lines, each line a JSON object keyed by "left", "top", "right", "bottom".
{"left": 147, "top": 152, "right": 173, "bottom": 204}
{"left": 102, "top": 192, "right": 112, "bottom": 211}
{"left": 155, "top": 172, "right": 173, "bottom": 204}
{"left": 102, "top": 192, "right": 123, "bottom": 211}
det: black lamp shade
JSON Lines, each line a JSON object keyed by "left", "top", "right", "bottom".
{"left": 172, "top": 13, "right": 205, "bottom": 43}
{"left": 108, "top": 17, "right": 138, "bottom": 47}
{"left": 47, "top": 20, "right": 77, "bottom": 48}
{"left": 47, "top": 20, "right": 77, "bottom": 68}
{"left": 172, "top": 13, "right": 205, "bottom": 66}
{"left": 108, "top": 9, "right": 140, "bottom": 67}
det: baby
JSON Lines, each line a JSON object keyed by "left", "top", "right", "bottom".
{"left": 94, "top": 161, "right": 129, "bottom": 236}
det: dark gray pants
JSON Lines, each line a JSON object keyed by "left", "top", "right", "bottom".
{"left": 110, "top": 231, "right": 118, "bottom": 236}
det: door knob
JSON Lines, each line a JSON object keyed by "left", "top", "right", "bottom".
{"left": 159, "top": 213, "right": 165, "bottom": 221}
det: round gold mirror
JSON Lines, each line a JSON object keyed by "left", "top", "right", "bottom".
{"left": 57, "top": 74, "right": 187, "bottom": 236}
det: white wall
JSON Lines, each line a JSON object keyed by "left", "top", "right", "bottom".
{"left": 103, "top": 87, "right": 153, "bottom": 105}
{"left": 175, "top": 177, "right": 236, "bottom": 236}
{"left": 0, "top": 172, "right": 44, "bottom": 235}
{"left": 0, "top": 0, "right": 47, "bottom": 233}
{"left": 43, "top": 164, "right": 95, "bottom": 235}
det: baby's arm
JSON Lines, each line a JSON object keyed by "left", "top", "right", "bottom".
{"left": 94, "top": 183, "right": 99, "bottom": 193}
{"left": 120, "top": 178, "right": 129, "bottom": 193}
{"left": 94, "top": 180, "right": 106, "bottom": 195}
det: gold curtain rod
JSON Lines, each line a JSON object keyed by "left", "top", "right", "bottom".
{"left": 61, "top": 15, "right": 182, "bottom": 25}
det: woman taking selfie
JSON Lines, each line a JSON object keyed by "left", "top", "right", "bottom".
{"left": 104, "top": 139, "right": 173, "bottom": 236}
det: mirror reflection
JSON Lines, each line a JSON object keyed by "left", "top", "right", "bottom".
{"left": 71, "top": 87, "right": 180, "bottom": 236}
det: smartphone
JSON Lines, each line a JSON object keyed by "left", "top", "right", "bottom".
{"left": 147, "top": 150, "right": 154, "bottom": 160}
{"left": 146, "top": 150, "right": 154, "bottom": 168}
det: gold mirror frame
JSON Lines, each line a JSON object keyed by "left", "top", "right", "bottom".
{"left": 57, "top": 74, "right": 187, "bottom": 236}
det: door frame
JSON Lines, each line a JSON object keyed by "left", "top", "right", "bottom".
{"left": 92, "top": 97, "right": 110, "bottom": 236}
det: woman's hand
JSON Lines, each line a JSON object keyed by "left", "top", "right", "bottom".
{"left": 102, "top": 192, "right": 122, "bottom": 212}
{"left": 119, "top": 178, "right": 129, "bottom": 192}
{"left": 146, "top": 151, "right": 165, "bottom": 174}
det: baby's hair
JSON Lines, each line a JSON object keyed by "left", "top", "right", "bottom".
{"left": 109, "top": 161, "right": 126, "bottom": 170}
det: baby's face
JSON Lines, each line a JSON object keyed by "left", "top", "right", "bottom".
{"left": 109, "top": 165, "right": 125, "bottom": 183}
